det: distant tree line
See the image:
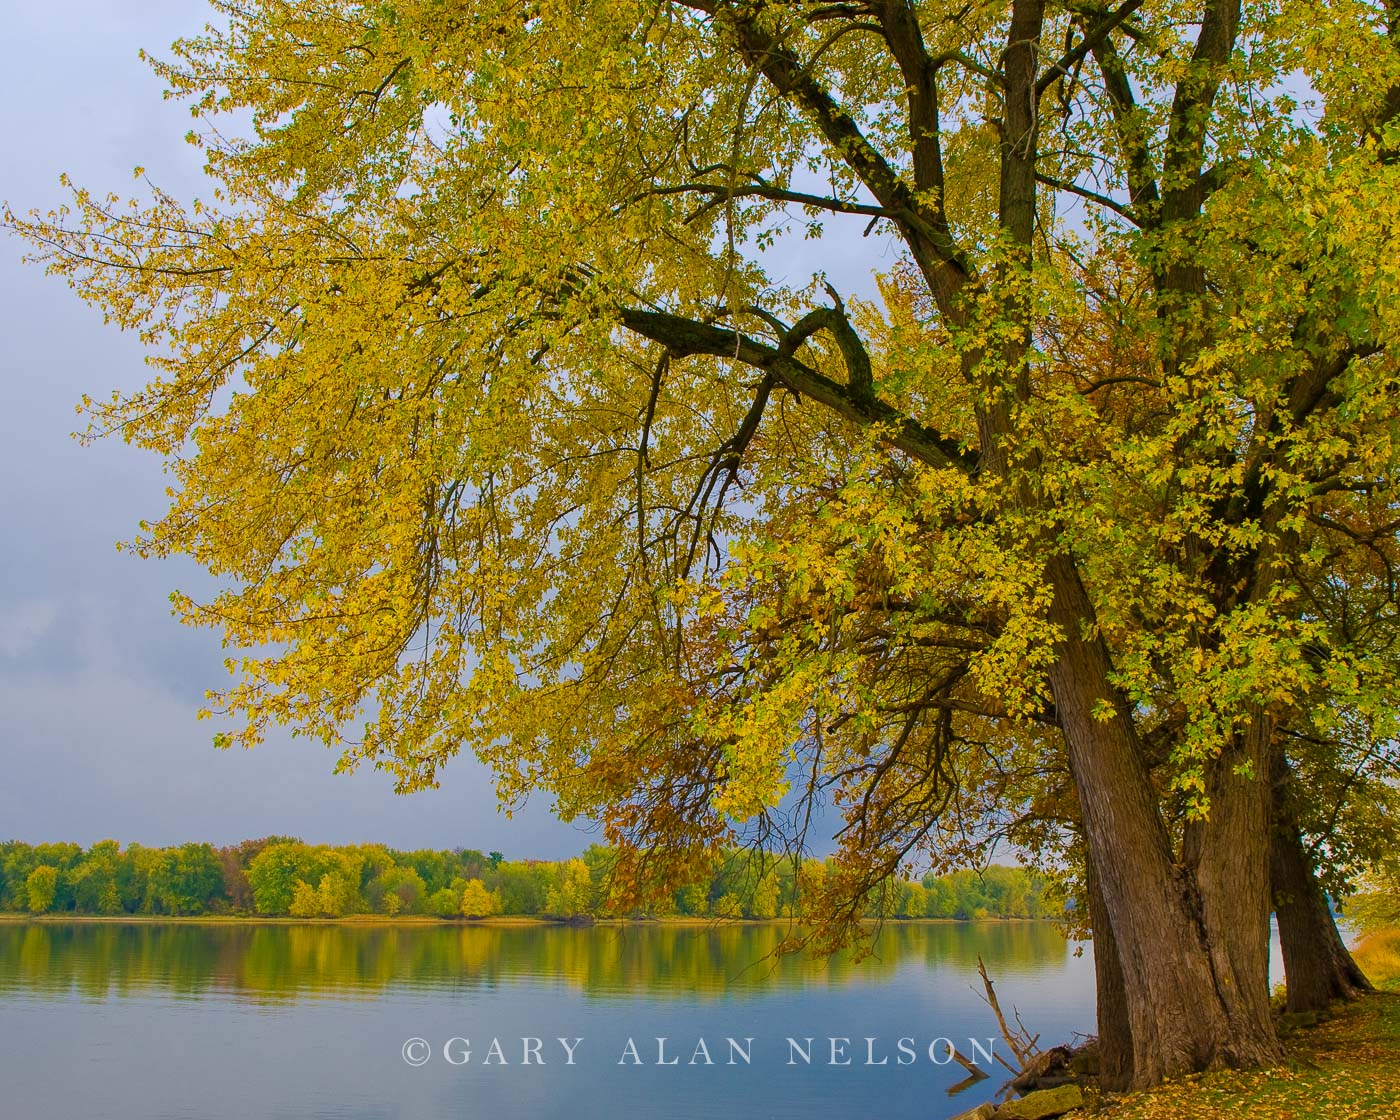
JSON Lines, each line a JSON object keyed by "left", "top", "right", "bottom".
{"left": 0, "top": 840, "right": 1052, "bottom": 921}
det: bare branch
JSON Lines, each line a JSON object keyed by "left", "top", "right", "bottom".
{"left": 618, "top": 306, "right": 975, "bottom": 471}
{"left": 625, "top": 180, "right": 891, "bottom": 220}
{"left": 1035, "top": 170, "right": 1139, "bottom": 222}
{"left": 1036, "top": 0, "right": 1147, "bottom": 98}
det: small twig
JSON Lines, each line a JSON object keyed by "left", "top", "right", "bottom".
{"left": 1014, "top": 1006, "right": 1040, "bottom": 1050}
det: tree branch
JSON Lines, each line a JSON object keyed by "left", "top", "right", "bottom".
{"left": 999, "top": 0, "right": 1046, "bottom": 250}
{"left": 1035, "top": 171, "right": 1139, "bottom": 222}
{"left": 687, "top": 0, "right": 969, "bottom": 303}
{"left": 628, "top": 180, "right": 891, "bottom": 221}
{"left": 1090, "top": 34, "right": 1161, "bottom": 217}
{"left": 1036, "top": 0, "right": 1147, "bottom": 98}
{"left": 780, "top": 286, "right": 874, "bottom": 405}
{"left": 877, "top": 2, "right": 948, "bottom": 204}
{"left": 618, "top": 306, "right": 975, "bottom": 471}
{"left": 1161, "top": 0, "right": 1242, "bottom": 224}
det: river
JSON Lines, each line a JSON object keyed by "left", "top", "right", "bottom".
{"left": 0, "top": 920, "right": 1097, "bottom": 1119}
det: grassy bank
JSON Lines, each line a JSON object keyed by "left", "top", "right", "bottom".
{"left": 1352, "top": 927, "right": 1400, "bottom": 988}
{"left": 1094, "top": 929, "right": 1400, "bottom": 1119}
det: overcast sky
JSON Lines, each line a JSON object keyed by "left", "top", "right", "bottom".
{"left": 0, "top": 1, "right": 605, "bottom": 855}
{"left": 1, "top": 3, "right": 894, "bottom": 857}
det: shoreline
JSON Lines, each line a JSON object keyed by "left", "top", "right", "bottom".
{"left": 0, "top": 913, "right": 1055, "bottom": 928}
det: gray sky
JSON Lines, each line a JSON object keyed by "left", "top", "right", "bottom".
{"left": 0, "top": 1, "right": 596, "bottom": 856}
{"left": 1, "top": 3, "right": 892, "bottom": 858}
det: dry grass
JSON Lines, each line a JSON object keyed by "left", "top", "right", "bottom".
{"left": 1352, "top": 928, "right": 1400, "bottom": 989}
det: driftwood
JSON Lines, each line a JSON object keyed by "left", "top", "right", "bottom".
{"left": 977, "top": 955, "right": 1040, "bottom": 1071}
{"left": 970, "top": 957, "right": 1102, "bottom": 1100}
{"left": 1009, "top": 1046, "right": 1074, "bottom": 1092}
{"left": 946, "top": 1040, "right": 992, "bottom": 1079}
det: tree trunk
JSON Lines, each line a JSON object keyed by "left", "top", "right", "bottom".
{"left": 1271, "top": 751, "right": 1374, "bottom": 1012}
{"left": 1045, "top": 554, "right": 1283, "bottom": 1087}
{"left": 1084, "top": 849, "right": 1133, "bottom": 1090}
{"left": 1182, "top": 707, "right": 1279, "bottom": 1056}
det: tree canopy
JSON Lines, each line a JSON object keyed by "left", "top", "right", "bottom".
{"left": 9, "top": 0, "right": 1400, "bottom": 1089}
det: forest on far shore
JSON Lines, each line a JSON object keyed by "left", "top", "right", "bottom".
{"left": 0, "top": 839, "right": 1052, "bottom": 921}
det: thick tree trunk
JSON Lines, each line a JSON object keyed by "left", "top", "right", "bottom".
{"left": 1045, "top": 554, "right": 1283, "bottom": 1087}
{"left": 1270, "top": 751, "right": 1374, "bottom": 1012}
{"left": 1084, "top": 850, "right": 1133, "bottom": 1090}
{"left": 1183, "top": 706, "right": 1279, "bottom": 1055}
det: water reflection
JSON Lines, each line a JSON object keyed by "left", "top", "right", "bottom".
{"left": 0, "top": 920, "right": 1072, "bottom": 1003}
{"left": 0, "top": 921, "right": 1095, "bottom": 1120}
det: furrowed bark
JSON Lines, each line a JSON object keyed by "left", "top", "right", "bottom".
{"left": 1271, "top": 749, "right": 1375, "bottom": 1012}
{"left": 1085, "top": 848, "right": 1134, "bottom": 1090}
{"left": 1183, "top": 707, "right": 1279, "bottom": 1059}
{"left": 1046, "top": 554, "right": 1282, "bottom": 1085}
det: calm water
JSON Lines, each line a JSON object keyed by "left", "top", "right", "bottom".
{"left": 0, "top": 921, "right": 1097, "bottom": 1119}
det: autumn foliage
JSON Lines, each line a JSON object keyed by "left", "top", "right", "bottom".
{"left": 9, "top": 0, "right": 1400, "bottom": 1089}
